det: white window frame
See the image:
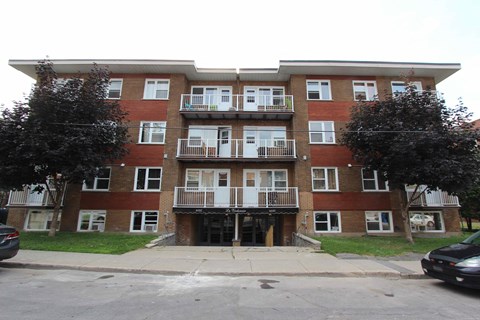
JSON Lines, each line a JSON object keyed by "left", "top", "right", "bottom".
{"left": 311, "top": 167, "right": 339, "bottom": 192}
{"left": 107, "top": 79, "right": 123, "bottom": 99}
{"left": 309, "top": 121, "right": 335, "bottom": 144}
{"left": 82, "top": 168, "right": 111, "bottom": 191}
{"left": 24, "top": 209, "right": 61, "bottom": 231}
{"left": 143, "top": 79, "right": 170, "bottom": 100}
{"left": 353, "top": 81, "right": 378, "bottom": 101}
{"left": 391, "top": 81, "right": 423, "bottom": 94}
{"left": 185, "top": 169, "right": 231, "bottom": 189}
{"left": 306, "top": 80, "right": 332, "bottom": 100}
{"left": 134, "top": 167, "right": 162, "bottom": 191}
{"left": 138, "top": 121, "right": 166, "bottom": 144}
{"left": 77, "top": 210, "right": 106, "bottom": 232}
{"left": 361, "top": 169, "right": 389, "bottom": 191}
{"left": 365, "top": 211, "right": 393, "bottom": 233}
{"left": 130, "top": 211, "right": 159, "bottom": 232}
{"left": 409, "top": 211, "right": 445, "bottom": 233}
{"left": 314, "top": 211, "right": 342, "bottom": 233}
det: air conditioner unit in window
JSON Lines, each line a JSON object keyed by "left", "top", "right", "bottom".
{"left": 144, "top": 224, "right": 157, "bottom": 232}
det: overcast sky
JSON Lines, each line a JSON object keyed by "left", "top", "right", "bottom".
{"left": 1, "top": 0, "right": 479, "bottom": 118}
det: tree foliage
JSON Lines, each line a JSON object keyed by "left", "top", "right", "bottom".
{"left": 342, "top": 83, "right": 480, "bottom": 242}
{"left": 0, "top": 60, "right": 129, "bottom": 235}
{"left": 458, "top": 183, "right": 480, "bottom": 231}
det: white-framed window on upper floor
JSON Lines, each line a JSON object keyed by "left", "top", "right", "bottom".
{"left": 353, "top": 81, "right": 377, "bottom": 101}
{"left": 306, "top": 80, "right": 332, "bottom": 100}
{"left": 77, "top": 210, "right": 106, "bottom": 232}
{"left": 365, "top": 211, "right": 393, "bottom": 232}
{"left": 107, "top": 79, "right": 123, "bottom": 99}
{"left": 309, "top": 121, "right": 335, "bottom": 144}
{"left": 312, "top": 167, "right": 339, "bottom": 191}
{"left": 139, "top": 121, "right": 166, "bottom": 144}
{"left": 391, "top": 81, "right": 423, "bottom": 95}
{"left": 362, "top": 169, "right": 389, "bottom": 191}
{"left": 143, "top": 79, "right": 170, "bottom": 100}
{"left": 24, "top": 209, "right": 61, "bottom": 231}
{"left": 134, "top": 167, "right": 162, "bottom": 191}
{"left": 409, "top": 211, "right": 444, "bottom": 233}
{"left": 314, "top": 211, "right": 341, "bottom": 232}
{"left": 185, "top": 169, "right": 230, "bottom": 189}
{"left": 130, "top": 211, "right": 158, "bottom": 232}
{"left": 82, "top": 168, "right": 111, "bottom": 191}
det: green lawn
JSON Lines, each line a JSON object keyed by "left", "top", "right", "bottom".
{"left": 20, "top": 232, "right": 158, "bottom": 255}
{"left": 314, "top": 233, "right": 474, "bottom": 257}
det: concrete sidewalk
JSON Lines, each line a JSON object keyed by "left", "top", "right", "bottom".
{"left": 0, "top": 247, "right": 426, "bottom": 278}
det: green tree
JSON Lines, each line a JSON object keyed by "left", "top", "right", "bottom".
{"left": 342, "top": 84, "right": 480, "bottom": 243}
{"left": 0, "top": 60, "right": 129, "bottom": 236}
{"left": 458, "top": 183, "right": 480, "bottom": 231}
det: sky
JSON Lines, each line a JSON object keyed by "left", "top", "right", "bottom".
{"left": 1, "top": 0, "right": 479, "bottom": 117}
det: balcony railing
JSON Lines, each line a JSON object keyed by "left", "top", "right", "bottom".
{"left": 406, "top": 187, "right": 459, "bottom": 207}
{"left": 177, "top": 139, "right": 296, "bottom": 160}
{"left": 174, "top": 187, "right": 299, "bottom": 208}
{"left": 8, "top": 184, "right": 63, "bottom": 207}
{"left": 180, "top": 94, "right": 294, "bottom": 113}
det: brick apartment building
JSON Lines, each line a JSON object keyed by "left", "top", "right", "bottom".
{"left": 6, "top": 59, "right": 462, "bottom": 246}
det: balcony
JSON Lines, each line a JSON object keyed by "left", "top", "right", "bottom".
{"left": 176, "top": 139, "right": 296, "bottom": 161}
{"left": 7, "top": 184, "right": 64, "bottom": 207}
{"left": 180, "top": 94, "right": 294, "bottom": 120}
{"left": 174, "top": 187, "right": 299, "bottom": 208}
{"left": 406, "top": 187, "right": 459, "bottom": 207}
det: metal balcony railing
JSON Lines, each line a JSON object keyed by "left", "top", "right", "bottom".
{"left": 176, "top": 139, "right": 296, "bottom": 159}
{"left": 406, "top": 186, "right": 459, "bottom": 207}
{"left": 174, "top": 187, "right": 299, "bottom": 208}
{"left": 180, "top": 94, "right": 294, "bottom": 112}
{"left": 8, "top": 184, "right": 64, "bottom": 207}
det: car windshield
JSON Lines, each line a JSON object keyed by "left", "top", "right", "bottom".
{"left": 461, "top": 231, "right": 480, "bottom": 245}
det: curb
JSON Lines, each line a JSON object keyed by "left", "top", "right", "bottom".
{"left": 0, "top": 261, "right": 428, "bottom": 279}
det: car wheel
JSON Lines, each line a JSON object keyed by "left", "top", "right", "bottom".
{"left": 427, "top": 221, "right": 434, "bottom": 227}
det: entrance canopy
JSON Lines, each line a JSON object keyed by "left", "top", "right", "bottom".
{"left": 173, "top": 207, "right": 298, "bottom": 215}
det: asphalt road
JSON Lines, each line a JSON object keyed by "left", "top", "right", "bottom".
{"left": 1, "top": 267, "right": 478, "bottom": 320}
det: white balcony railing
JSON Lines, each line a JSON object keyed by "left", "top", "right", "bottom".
{"left": 177, "top": 139, "right": 296, "bottom": 159}
{"left": 174, "top": 187, "right": 299, "bottom": 208}
{"left": 8, "top": 184, "right": 63, "bottom": 207}
{"left": 180, "top": 94, "right": 294, "bottom": 112}
{"left": 406, "top": 186, "right": 459, "bottom": 207}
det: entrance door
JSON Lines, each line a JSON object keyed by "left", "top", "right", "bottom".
{"left": 218, "top": 128, "right": 231, "bottom": 158}
{"left": 243, "top": 170, "right": 258, "bottom": 207}
{"left": 244, "top": 88, "right": 257, "bottom": 111}
{"left": 219, "top": 88, "right": 232, "bottom": 111}
{"left": 214, "top": 171, "right": 230, "bottom": 207}
{"left": 241, "top": 215, "right": 279, "bottom": 246}
{"left": 243, "top": 129, "right": 258, "bottom": 158}
{"left": 199, "top": 215, "right": 234, "bottom": 246}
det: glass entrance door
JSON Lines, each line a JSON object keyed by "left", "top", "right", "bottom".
{"left": 199, "top": 214, "right": 235, "bottom": 246}
{"left": 240, "top": 215, "right": 279, "bottom": 246}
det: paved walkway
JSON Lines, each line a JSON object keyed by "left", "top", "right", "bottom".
{"left": 0, "top": 247, "right": 426, "bottom": 278}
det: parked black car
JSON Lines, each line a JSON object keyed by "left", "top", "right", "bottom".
{"left": 0, "top": 224, "right": 20, "bottom": 261}
{"left": 421, "top": 231, "right": 480, "bottom": 289}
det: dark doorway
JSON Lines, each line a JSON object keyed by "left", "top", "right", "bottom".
{"left": 198, "top": 214, "right": 234, "bottom": 246}
{"left": 240, "top": 215, "right": 280, "bottom": 246}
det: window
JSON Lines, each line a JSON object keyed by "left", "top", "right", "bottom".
{"left": 143, "top": 79, "right": 170, "bottom": 100}
{"left": 130, "top": 211, "right": 158, "bottom": 232}
{"left": 78, "top": 210, "right": 106, "bottom": 231}
{"left": 309, "top": 121, "right": 335, "bottom": 144}
{"left": 25, "top": 209, "right": 61, "bottom": 230}
{"left": 409, "top": 211, "right": 444, "bottom": 232}
{"left": 83, "top": 168, "right": 111, "bottom": 191}
{"left": 139, "top": 121, "right": 166, "bottom": 144}
{"left": 391, "top": 81, "right": 422, "bottom": 94}
{"left": 314, "top": 212, "right": 341, "bottom": 232}
{"left": 107, "top": 79, "right": 122, "bottom": 99}
{"left": 365, "top": 211, "right": 393, "bottom": 232}
{"left": 258, "top": 170, "right": 287, "bottom": 190}
{"left": 312, "top": 168, "right": 338, "bottom": 191}
{"left": 135, "top": 167, "right": 162, "bottom": 191}
{"left": 362, "top": 169, "right": 388, "bottom": 191}
{"left": 353, "top": 81, "right": 377, "bottom": 101}
{"left": 307, "top": 80, "right": 331, "bottom": 100}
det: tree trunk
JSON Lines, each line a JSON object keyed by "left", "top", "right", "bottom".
{"left": 401, "top": 203, "right": 414, "bottom": 244}
{"left": 398, "top": 185, "right": 426, "bottom": 244}
{"left": 46, "top": 177, "right": 66, "bottom": 237}
{"left": 466, "top": 217, "right": 472, "bottom": 232}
